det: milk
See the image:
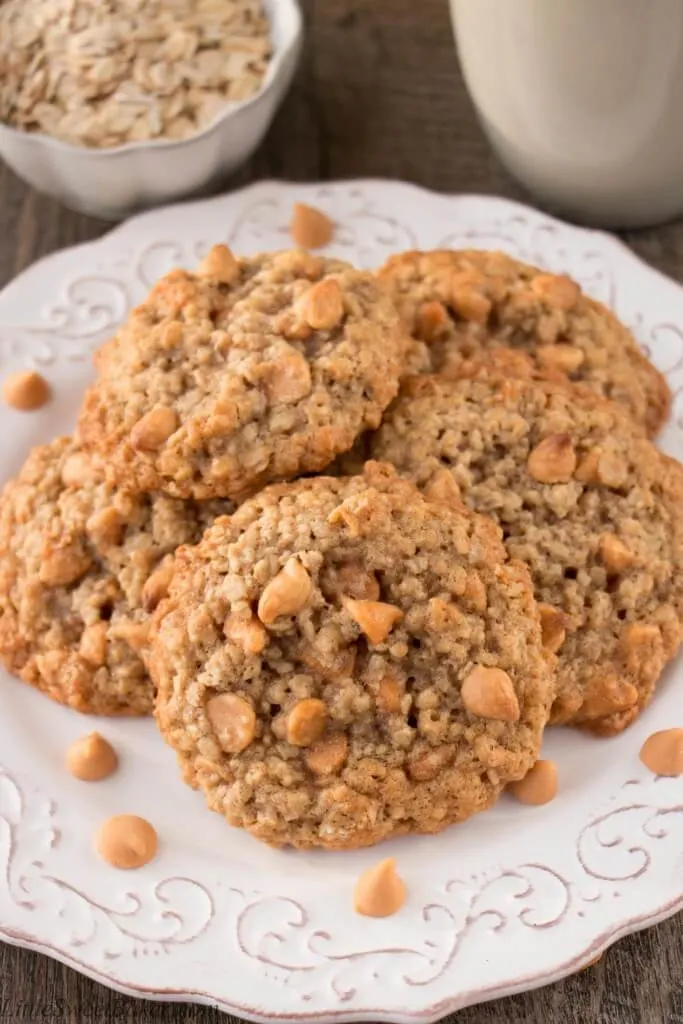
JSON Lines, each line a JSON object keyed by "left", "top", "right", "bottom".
{"left": 450, "top": 0, "right": 683, "bottom": 227}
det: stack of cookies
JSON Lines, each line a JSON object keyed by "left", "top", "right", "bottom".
{"left": 1, "top": 236, "right": 681, "bottom": 852}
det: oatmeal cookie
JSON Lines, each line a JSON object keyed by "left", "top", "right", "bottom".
{"left": 378, "top": 249, "right": 670, "bottom": 435}
{"left": 0, "top": 437, "right": 228, "bottom": 715}
{"left": 151, "top": 461, "right": 553, "bottom": 850}
{"left": 78, "top": 247, "right": 406, "bottom": 501}
{"left": 370, "top": 372, "right": 683, "bottom": 735}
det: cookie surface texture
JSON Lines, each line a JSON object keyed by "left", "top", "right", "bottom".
{"left": 78, "top": 247, "right": 406, "bottom": 500}
{"left": 379, "top": 249, "right": 670, "bottom": 435}
{"left": 152, "top": 462, "right": 553, "bottom": 850}
{"left": 0, "top": 437, "right": 228, "bottom": 715}
{"left": 370, "top": 372, "right": 683, "bottom": 734}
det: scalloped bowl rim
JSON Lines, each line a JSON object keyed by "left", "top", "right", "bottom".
{"left": 0, "top": 0, "right": 303, "bottom": 159}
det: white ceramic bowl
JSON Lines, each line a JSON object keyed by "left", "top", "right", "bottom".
{"left": 0, "top": 0, "right": 302, "bottom": 221}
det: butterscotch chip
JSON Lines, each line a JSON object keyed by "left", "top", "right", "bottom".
{"left": 258, "top": 346, "right": 312, "bottom": 404}
{"left": 296, "top": 279, "right": 344, "bottom": 331}
{"left": 286, "top": 698, "right": 328, "bottom": 746}
{"left": 224, "top": 611, "right": 268, "bottom": 655}
{"left": 151, "top": 462, "right": 552, "bottom": 849}
{"left": 257, "top": 558, "right": 312, "bottom": 624}
{"left": 130, "top": 406, "right": 178, "bottom": 451}
{"left": 639, "top": 729, "right": 683, "bottom": 776}
{"left": 0, "top": 437, "right": 229, "bottom": 716}
{"left": 290, "top": 203, "right": 334, "bottom": 249}
{"left": 596, "top": 448, "right": 628, "bottom": 488}
{"left": 461, "top": 666, "right": 520, "bottom": 722}
{"left": 95, "top": 814, "right": 157, "bottom": 869}
{"left": 536, "top": 344, "right": 585, "bottom": 373}
{"left": 206, "top": 694, "right": 256, "bottom": 753}
{"left": 574, "top": 448, "right": 602, "bottom": 484}
{"left": 66, "top": 732, "right": 118, "bottom": 781}
{"left": 78, "top": 250, "right": 405, "bottom": 501}
{"left": 620, "top": 623, "right": 661, "bottom": 679}
{"left": 196, "top": 244, "right": 239, "bottom": 284}
{"left": 575, "top": 446, "right": 628, "bottom": 489}
{"left": 415, "top": 300, "right": 450, "bottom": 342}
{"left": 580, "top": 673, "right": 639, "bottom": 719}
{"left": 378, "top": 249, "right": 670, "bottom": 435}
{"left": 538, "top": 604, "right": 566, "bottom": 654}
{"left": 354, "top": 858, "right": 406, "bottom": 918}
{"left": 2, "top": 370, "right": 51, "bottom": 411}
{"left": 305, "top": 733, "right": 348, "bottom": 775}
{"left": 370, "top": 370, "right": 683, "bottom": 735}
{"left": 508, "top": 759, "right": 558, "bottom": 805}
{"left": 342, "top": 598, "right": 404, "bottom": 645}
{"left": 527, "top": 434, "right": 576, "bottom": 484}
{"left": 39, "top": 544, "right": 93, "bottom": 586}
{"left": 599, "top": 533, "right": 635, "bottom": 573}
{"left": 531, "top": 273, "right": 580, "bottom": 310}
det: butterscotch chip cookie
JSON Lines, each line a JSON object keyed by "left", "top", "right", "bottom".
{"left": 370, "top": 373, "right": 683, "bottom": 735}
{"left": 0, "top": 437, "right": 228, "bottom": 715}
{"left": 151, "top": 461, "right": 553, "bottom": 850}
{"left": 378, "top": 249, "right": 670, "bottom": 435}
{"left": 78, "top": 247, "right": 406, "bottom": 501}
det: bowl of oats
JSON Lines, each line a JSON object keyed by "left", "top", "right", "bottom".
{"left": 0, "top": 0, "right": 302, "bottom": 220}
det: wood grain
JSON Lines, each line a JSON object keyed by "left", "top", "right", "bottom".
{"left": 0, "top": 1, "right": 681, "bottom": 1021}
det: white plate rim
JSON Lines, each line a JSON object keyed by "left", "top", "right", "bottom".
{"left": 0, "top": 179, "right": 681, "bottom": 1024}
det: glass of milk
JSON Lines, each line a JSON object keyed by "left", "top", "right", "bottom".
{"left": 450, "top": 0, "right": 683, "bottom": 228}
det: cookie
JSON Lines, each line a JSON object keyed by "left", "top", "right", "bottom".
{"left": 78, "top": 246, "right": 407, "bottom": 501}
{"left": 0, "top": 438, "right": 228, "bottom": 716}
{"left": 378, "top": 249, "right": 670, "bottom": 436}
{"left": 151, "top": 461, "right": 553, "bottom": 850}
{"left": 370, "top": 371, "right": 683, "bottom": 735}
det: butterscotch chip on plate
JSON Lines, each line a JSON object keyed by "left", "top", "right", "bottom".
{"left": 0, "top": 437, "right": 229, "bottom": 715}
{"left": 639, "top": 728, "right": 683, "bottom": 776}
{"left": 290, "top": 203, "right": 335, "bottom": 249}
{"left": 378, "top": 249, "right": 670, "bottom": 436}
{"left": 78, "top": 248, "right": 406, "bottom": 501}
{"left": 95, "top": 815, "right": 158, "bottom": 869}
{"left": 354, "top": 858, "right": 406, "bottom": 917}
{"left": 151, "top": 461, "right": 553, "bottom": 850}
{"left": 508, "top": 759, "right": 558, "bottom": 805}
{"left": 66, "top": 732, "right": 118, "bottom": 781}
{"left": 2, "top": 370, "right": 51, "bottom": 411}
{"left": 370, "top": 371, "right": 683, "bottom": 735}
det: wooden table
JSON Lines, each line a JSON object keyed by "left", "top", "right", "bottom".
{"left": 0, "top": 2, "right": 681, "bottom": 1022}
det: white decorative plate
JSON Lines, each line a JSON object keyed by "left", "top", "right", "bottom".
{"left": 0, "top": 181, "right": 682, "bottom": 1023}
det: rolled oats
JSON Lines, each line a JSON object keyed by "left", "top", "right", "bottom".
{"left": 0, "top": 0, "right": 272, "bottom": 147}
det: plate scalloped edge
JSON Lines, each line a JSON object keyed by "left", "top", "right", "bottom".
{"left": 0, "top": 179, "right": 682, "bottom": 1024}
